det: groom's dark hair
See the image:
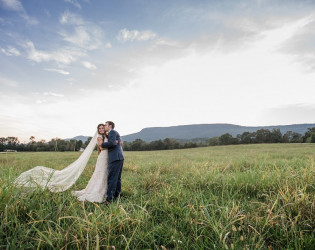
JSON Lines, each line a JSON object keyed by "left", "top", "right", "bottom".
{"left": 106, "top": 121, "right": 115, "bottom": 129}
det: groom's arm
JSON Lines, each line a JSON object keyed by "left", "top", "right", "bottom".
{"left": 101, "top": 131, "right": 117, "bottom": 148}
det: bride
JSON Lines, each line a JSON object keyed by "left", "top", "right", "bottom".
{"left": 72, "top": 123, "right": 108, "bottom": 202}
{"left": 14, "top": 123, "right": 111, "bottom": 203}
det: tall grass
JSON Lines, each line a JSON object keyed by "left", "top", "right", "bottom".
{"left": 0, "top": 144, "right": 314, "bottom": 249}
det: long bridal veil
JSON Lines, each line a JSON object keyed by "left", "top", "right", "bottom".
{"left": 14, "top": 131, "right": 98, "bottom": 192}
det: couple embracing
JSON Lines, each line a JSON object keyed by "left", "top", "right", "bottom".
{"left": 73, "top": 121, "right": 124, "bottom": 203}
{"left": 14, "top": 121, "right": 124, "bottom": 204}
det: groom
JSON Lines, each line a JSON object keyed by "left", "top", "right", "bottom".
{"left": 101, "top": 121, "right": 124, "bottom": 202}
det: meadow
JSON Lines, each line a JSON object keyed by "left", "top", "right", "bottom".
{"left": 0, "top": 144, "right": 314, "bottom": 249}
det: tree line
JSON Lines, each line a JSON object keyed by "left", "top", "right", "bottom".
{"left": 0, "top": 136, "right": 92, "bottom": 152}
{"left": 122, "top": 127, "right": 315, "bottom": 151}
{"left": 1, "top": 127, "right": 315, "bottom": 152}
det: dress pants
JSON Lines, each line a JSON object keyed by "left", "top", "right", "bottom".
{"left": 106, "top": 160, "right": 124, "bottom": 201}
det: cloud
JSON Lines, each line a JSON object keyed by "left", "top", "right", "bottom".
{"left": 44, "top": 68, "right": 70, "bottom": 75}
{"left": 105, "top": 42, "right": 112, "bottom": 48}
{"left": 0, "top": 76, "right": 19, "bottom": 87}
{"left": 23, "top": 40, "right": 84, "bottom": 65}
{"left": 43, "top": 92, "right": 65, "bottom": 97}
{"left": 59, "top": 11, "right": 84, "bottom": 25}
{"left": 59, "top": 27, "right": 91, "bottom": 48}
{"left": 0, "top": 0, "right": 38, "bottom": 25}
{"left": 59, "top": 11, "right": 104, "bottom": 50}
{"left": 81, "top": 61, "right": 97, "bottom": 70}
{"left": 117, "top": 28, "right": 157, "bottom": 42}
{"left": 265, "top": 104, "right": 315, "bottom": 125}
{"left": 258, "top": 15, "right": 314, "bottom": 52}
{"left": 154, "top": 38, "right": 181, "bottom": 47}
{"left": 0, "top": 0, "right": 23, "bottom": 11}
{"left": 20, "top": 13, "right": 38, "bottom": 25}
{"left": 36, "top": 99, "right": 47, "bottom": 104}
{"left": 277, "top": 15, "right": 315, "bottom": 71}
{"left": 1, "top": 46, "right": 20, "bottom": 56}
{"left": 65, "top": 0, "right": 81, "bottom": 9}
{"left": 18, "top": 13, "right": 104, "bottom": 67}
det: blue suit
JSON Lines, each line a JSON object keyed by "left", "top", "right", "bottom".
{"left": 101, "top": 129, "right": 124, "bottom": 201}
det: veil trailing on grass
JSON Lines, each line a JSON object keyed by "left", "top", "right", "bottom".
{"left": 14, "top": 131, "right": 98, "bottom": 192}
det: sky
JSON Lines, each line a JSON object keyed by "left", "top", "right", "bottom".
{"left": 0, "top": 0, "right": 315, "bottom": 142}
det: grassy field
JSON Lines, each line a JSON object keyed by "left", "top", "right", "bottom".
{"left": 0, "top": 144, "right": 314, "bottom": 249}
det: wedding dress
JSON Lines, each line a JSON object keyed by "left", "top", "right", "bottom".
{"left": 14, "top": 131, "right": 108, "bottom": 199}
{"left": 72, "top": 135, "right": 108, "bottom": 202}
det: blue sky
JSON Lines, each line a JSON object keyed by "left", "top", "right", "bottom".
{"left": 1, "top": 0, "right": 315, "bottom": 142}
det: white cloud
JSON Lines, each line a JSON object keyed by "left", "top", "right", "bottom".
{"left": 257, "top": 15, "right": 314, "bottom": 52}
{"left": 43, "top": 92, "right": 65, "bottom": 97}
{"left": 65, "top": 0, "right": 81, "bottom": 9}
{"left": 264, "top": 104, "right": 315, "bottom": 125}
{"left": 154, "top": 38, "right": 181, "bottom": 47}
{"left": 36, "top": 99, "right": 47, "bottom": 104}
{"left": 21, "top": 13, "right": 38, "bottom": 25}
{"left": 105, "top": 42, "right": 112, "bottom": 48}
{"left": 59, "top": 12, "right": 104, "bottom": 50}
{"left": 0, "top": 76, "right": 19, "bottom": 87}
{"left": 59, "top": 26, "right": 91, "bottom": 47}
{"left": 44, "top": 68, "right": 70, "bottom": 75}
{"left": 117, "top": 28, "right": 157, "bottom": 42}
{"left": 81, "top": 61, "right": 97, "bottom": 70}
{"left": 23, "top": 40, "right": 84, "bottom": 65}
{"left": 0, "top": 0, "right": 23, "bottom": 11}
{"left": 59, "top": 11, "right": 84, "bottom": 25}
{"left": 1, "top": 46, "right": 20, "bottom": 56}
{"left": 0, "top": 0, "right": 38, "bottom": 25}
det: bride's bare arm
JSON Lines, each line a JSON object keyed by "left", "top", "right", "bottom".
{"left": 97, "top": 137, "right": 104, "bottom": 150}
{"left": 98, "top": 137, "right": 118, "bottom": 150}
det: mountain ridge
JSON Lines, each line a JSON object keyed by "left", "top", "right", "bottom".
{"left": 65, "top": 123, "right": 315, "bottom": 142}
{"left": 122, "top": 123, "right": 315, "bottom": 142}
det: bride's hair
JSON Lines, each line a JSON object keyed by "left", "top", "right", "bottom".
{"left": 97, "top": 123, "right": 105, "bottom": 154}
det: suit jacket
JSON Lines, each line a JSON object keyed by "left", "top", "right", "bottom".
{"left": 101, "top": 129, "right": 124, "bottom": 163}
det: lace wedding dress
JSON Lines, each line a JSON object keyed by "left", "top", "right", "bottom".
{"left": 14, "top": 131, "right": 108, "bottom": 202}
{"left": 72, "top": 135, "right": 108, "bottom": 202}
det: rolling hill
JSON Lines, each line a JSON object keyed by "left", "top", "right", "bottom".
{"left": 121, "top": 123, "right": 315, "bottom": 142}
{"left": 65, "top": 123, "right": 315, "bottom": 142}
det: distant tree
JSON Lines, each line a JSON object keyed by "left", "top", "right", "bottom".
{"left": 29, "top": 136, "right": 36, "bottom": 144}
{"left": 75, "top": 140, "right": 83, "bottom": 151}
{"left": 33, "top": 140, "right": 48, "bottom": 151}
{"left": 183, "top": 142, "right": 197, "bottom": 148}
{"left": 0, "top": 137, "right": 7, "bottom": 144}
{"left": 83, "top": 137, "right": 93, "bottom": 148}
{"left": 303, "top": 127, "right": 315, "bottom": 142}
{"left": 0, "top": 137, "right": 6, "bottom": 151}
{"left": 208, "top": 137, "right": 219, "bottom": 146}
{"left": 122, "top": 141, "right": 130, "bottom": 151}
{"left": 130, "top": 139, "right": 147, "bottom": 151}
{"left": 283, "top": 131, "right": 302, "bottom": 143}
{"left": 239, "top": 132, "right": 255, "bottom": 144}
{"left": 163, "top": 138, "right": 180, "bottom": 150}
{"left": 270, "top": 129, "right": 282, "bottom": 143}
{"left": 219, "top": 133, "right": 237, "bottom": 145}
{"left": 291, "top": 132, "right": 303, "bottom": 143}
{"left": 69, "top": 139, "right": 76, "bottom": 151}
{"left": 255, "top": 129, "right": 271, "bottom": 143}
{"left": 148, "top": 139, "right": 165, "bottom": 150}
{"left": 6, "top": 137, "right": 19, "bottom": 150}
{"left": 282, "top": 131, "right": 293, "bottom": 143}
